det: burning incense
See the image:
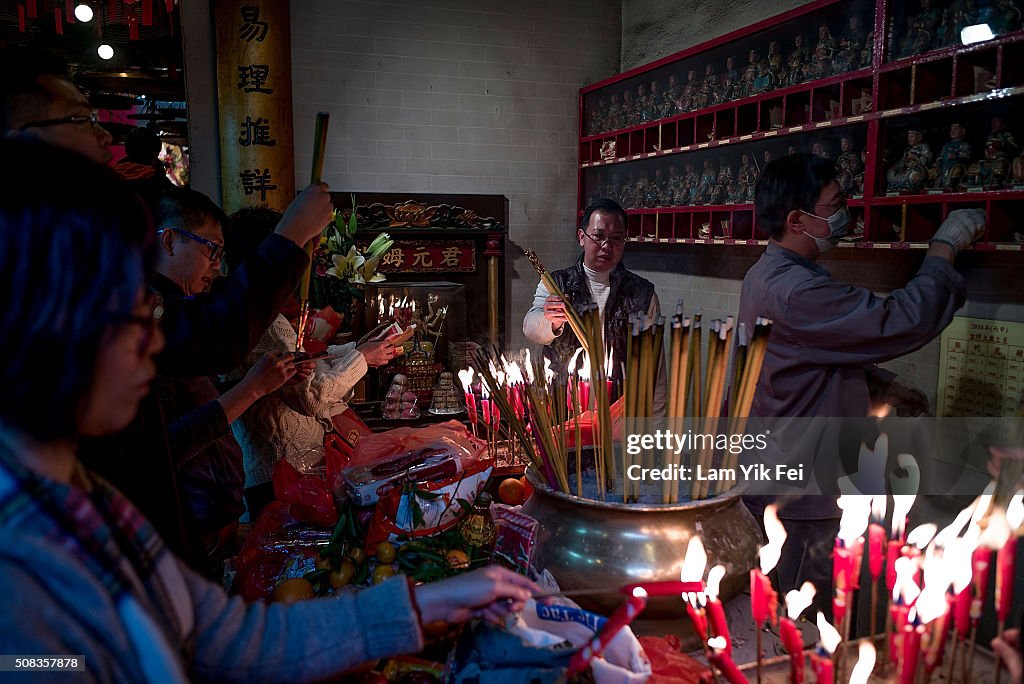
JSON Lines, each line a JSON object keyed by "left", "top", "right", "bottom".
{"left": 524, "top": 249, "right": 589, "bottom": 357}
{"left": 296, "top": 111, "right": 331, "bottom": 352}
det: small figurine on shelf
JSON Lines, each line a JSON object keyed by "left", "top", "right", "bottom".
{"left": 832, "top": 19, "right": 861, "bottom": 76}
{"left": 930, "top": 122, "right": 972, "bottom": 190}
{"left": 712, "top": 157, "right": 734, "bottom": 205}
{"left": 647, "top": 80, "right": 664, "bottom": 122}
{"left": 753, "top": 58, "right": 775, "bottom": 93}
{"left": 787, "top": 34, "right": 809, "bottom": 86}
{"left": 986, "top": 116, "right": 1020, "bottom": 160}
{"left": 738, "top": 152, "right": 758, "bottom": 186}
{"left": 844, "top": 15, "right": 868, "bottom": 55}
{"left": 967, "top": 141, "right": 1011, "bottom": 188}
{"left": 607, "top": 92, "right": 623, "bottom": 130}
{"left": 916, "top": 0, "right": 943, "bottom": 35}
{"left": 664, "top": 74, "right": 682, "bottom": 117}
{"left": 636, "top": 83, "right": 653, "bottom": 124}
{"left": 787, "top": 143, "right": 802, "bottom": 156}
{"left": 887, "top": 129, "right": 933, "bottom": 192}
{"left": 700, "top": 63, "right": 720, "bottom": 107}
{"left": 668, "top": 164, "right": 684, "bottom": 197}
{"left": 709, "top": 180, "right": 727, "bottom": 205}
{"left": 811, "top": 141, "right": 834, "bottom": 162}
{"left": 590, "top": 95, "right": 608, "bottom": 134}
{"left": 679, "top": 162, "right": 700, "bottom": 204}
{"left": 621, "top": 171, "right": 637, "bottom": 208}
{"left": 937, "top": 0, "right": 975, "bottom": 49}
{"left": 609, "top": 172, "right": 624, "bottom": 205}
{"left": 809, "top": 45, "right": 832, "bottom": 80}
{"left": 621, "top": 89, "right": 636, "bottom": 127}
{"left": 763, "top": 149, "right": 774, "bottom": 167}
{"left": 768, "top": 41, "right": 786, "bottom": 87}
{"left": 694, "top": 159, "right": 718, "bottom": 204}
{"left": 836, "top": 136, "right": 864, "bottom": 196}
{"left": 653, "top": 168, "right": 670, "bottom": 205}
{"left": 860, "top": 30, "right": 875, "bottom": 68}
{"left": 816, "top": 24, "right": 837, "bottom": 57}
{"left": 743, "top": 49, "right": 761, "bottom": 93}
{"left": 676, "top": 68, "right": 700, "bottom": 112}
{"left": 721, "top": 56, "right": 740, "bottom": 102}
{"left": 726, "top": 179, "right": 744, "bottom": 205}
{"left": 1014, "top": 149, "right": 1024, "bottom": 187}
{"left": 988, "top": 0, "right": 1023, "bottom": 35}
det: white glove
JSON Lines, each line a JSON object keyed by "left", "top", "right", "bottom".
{"left": 930, "top": 208, "right": 986, "bottom": 252}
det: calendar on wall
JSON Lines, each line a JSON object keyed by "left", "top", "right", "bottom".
{"left": 938, "top": 316, "right": 1024, "bottom": 418}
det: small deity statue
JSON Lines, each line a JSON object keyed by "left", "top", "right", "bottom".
{"left": 668, "top": 165, "right": 684, "bottom": 196}
{"left": 680, "top": 162, "right": 700, "bottom": 204}
{"left": 916, "top": 0, "right": 943, "bottom": 35}
{"left": 694, "top": 159, "right": 718, "bottom": 204}
{"left": 844, "top": 15, "right": 868, "bottom": 54}
{"left": 709, "top": 180, "right": 728, "bottom": 205}
{"left": 653, "top": 168, "right": 670, "bottom": 204}
{"left": 810, "top": 45, "right": 832, "bottom": 80}
{"left": 607, "top": 93, "right": 623, "bottom": 130}
{"left": 986, "top": 116, "right": 1020, "bottom": 160}
{"left": 788, "top": 34, "right": 809, "bottom": 86}
{"left": 967, "top": 141, "right": 1011, "bottom": 188}
{"left": 739, "top": 65, "right": 757, "bottom": 99}
{"left": 591, "top": 95, "right": 609, "bottom": 134}
{"left": 743, "top": 49, "right": 761, "bottom": 89}
{"left": 737, "top": 152, "right": 758, "bottom": 187}
{"left": 608, "top": 172, "right": 624, "bottom": 204}
{"left": 717, "top": 157, "right": 735, "bottom": 186}
{"left": 787, "top": 144, "right": 801, "bottom": 156}
{"left": 836, "top": 137, "right": 864, "bottom": 196}
{"left": 701, "top": 63, "right": 720, "bottom": 107}
{"left": 726, "top": 180, "right": 744, "bottom": 204}
{"left": 646, "top": 81, "right": 663, "bottom": 122}
{"left": 763, "top": 150, "right": 774, "bottom": 167}
{"left": 930, "top": 123, "right": 972, "bottom": 189}
{"left": 811, "top": 141, "right": 834, "bottom": 162}
{"left": 816, "top": 24, "right": 837, "bottom": 57}
{"left": 988, "top": 0, "right": 1023, "bottom": 35}
{"left": 621, "top": 89, "right": 636, "bottom": 127}
{"left": 753, "top": 58, "right": 774, "bottom": 93}
{"left": 636, "top": 175, "right": 658, "bottom": 208}
{"left": 832, "top": 18, "right": 861, "bottom": 75}
{"left": 636, "top": 83, "right": 653, "bottom": 124}
{"left": 887, "top": 129, "right": 934, "bottom": 192}
{"left": 768, "top": 41, "right": 786, "bottom": 86}
{"left": 860, "top": 30, "right": 875, "bottom": 68}
{"left": 676, "top": 69, "right": 700, "bottom": 112}
{"left": 721, "top": 56, "right": 740, "bottom": 102}
{"left": 663, "top": 75, "right": 682, "bottom": 117}
{"left": 621, "top": 171, "right": 638, "bottom": 208}
{"left": 938, "top": 0, "right": 975, "bottom": 48}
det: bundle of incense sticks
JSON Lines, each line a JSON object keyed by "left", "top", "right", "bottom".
{"left": 295, "top": 111, "right": 331, "bottom": 352}
{"left": 580, "top": 305, "right": 616, "bottom": 499}
{"left": 523, "top": 249, "right": 589, "bottom": 357}
{"left": 622, "top": 312, "right": 665, "bottom": 502}
{"left": 692, "top": 317, "right": 733, "bottom": 500}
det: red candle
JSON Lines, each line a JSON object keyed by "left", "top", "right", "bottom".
{"left": 851, "top": 536, "right": 865, "bottom": 590}
{"left": 569, "top": 589, "right": 647, "bottom": 674}
{"left": 971, "top": 547, "right": 992, "bottom": 622}
{"left": 954, "top": 585, "right": 972, "bottom": 639}
{"left": 997, "top": 535, "right": 1017, "bottom": 624}
{"left": 686, "top": 602, "right": 708, "bottom": 640}
{"left": 481, "top": 397, "right": 491, "bottom": 426}
{"left": 606, "top": 378, "right": 613, "bottom": 402}
{"left": 832, "top": 592, "right": 847, "bottom": 630}
{"left": 464, "top": 391, "right": 477, "bottom": 424}
{"left": 707, "top": 638, "right": 747, "bottom": 684}
{"left": 491, "top": 402, "right": 501, "bottom": 431}
{"left": 750, "top": 568, "right": 778, "bottom": 627}
{"left": 579, "top": 380, "right": 590, "bottom": 413}
{"left": 811, "top": 652, "right": 833, "bottom": 684}
{"left": 869, "top": 523, "right": 887, "bottom": 580}
{"left": 898, "top": 621, "right": 923, "bottom": 684}
{"left": 706, "top": 599, "right": 732, "bottom": 656}
{"left": 923, "top": 599, "right": 952, "bottom": 674}
{"left": 890, "top": 603, "right": 910, "bottom": 663}
{"left": 833, "top": 541, "right": 854, "bottom": 593}
{"left": 886, "top": 540, "right": 902, "bottom": 592}
{"left": 780, "top": 617, "right": 805, "bottom": 683}
{"left": 621, "top": 580, "right": 703, "bottom": 597}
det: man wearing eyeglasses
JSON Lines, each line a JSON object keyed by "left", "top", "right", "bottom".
{"left": 524, "top": 198, "right": 666, "bottom": 415}
{"left": 0, "top": 48, "right": 112, "bottom": 164}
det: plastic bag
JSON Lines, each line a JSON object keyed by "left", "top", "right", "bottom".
{"left": 232, "top": 501, "right": 326, "bottom": 601}
{"left": 271, "top": 459, "right": 337, "bottom": 527}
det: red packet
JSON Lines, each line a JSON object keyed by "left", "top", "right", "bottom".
{"left": 491, "top": 503, "right": 538, "bottom": 574}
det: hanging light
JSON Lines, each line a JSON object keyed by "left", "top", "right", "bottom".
{"left": 97, "top": 44, "right": 114, "bottom": 60}
{"left": 74, "top": 3, "right": 94, "bottom": 22}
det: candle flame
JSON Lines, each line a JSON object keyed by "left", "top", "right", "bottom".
{"left": 979, "top": 508, "right": 1011, "bottom": 549}
{"left": 949, "top": 536, "right": 975, "bottom": 593}
{"left": 604, "top": 349, "right": 614, "bottom": 377}
{"left": 708, "top": 636, "right": 728, "bottom": 651}
{"left": 837, "top": 495, "right": 872, "bottom": 544}
{"left": 632, "top": 586, "right": 648, "bottom": 599}
{"left": 706, "top": 565, "right": 726, "bottom": 601}
{"left": 577, "top": 352, "right": 591, "bottom": 381}
{"left": 680, "top": 536, "right": 708, "bottom": 584}
{"left": 970, "top": 483, "right": 995, "bottom": 529}
{"left": 567, "top": 347, "right": 584, "bottom": 376}
{"left": 495, "top": 368, "right": 506, "bottom": 387}
{"left": 543, "top": 357, "right": 555, "bottom": 385}
{"left": 848, "top": 640, "right": 876, "bottom": 684}
{"left": 870, "top": 494, "right": 887, "bottom": 523}
{"left": 1008, "top": 491, "right": 1024, "bottom": 530}
{"left": 457, "top": 368, "right": 474, "bottom": 394}
{"left": 785, "top": 581, "right": 817, "bottom": 620}
{"left": 906, "top": 523, "right": 937, "bottom": 549}
{"left": 916, "top": 547, "right": 951, "bottom": 624}
{"left": 523, "top": 350, "right": 535, "bottom": 383}
{"left": 816, "top": 612, "right": 841, "bottom": 654}
{"left": 685, "top": 591, "right": 707, "bottom": 608}
{"left": 759, "top": 504, "right": 787, "bottom": 574}
{"left": 935, "top": 500, "right": 979, "bottom": 548}
{"left": 892, "top": 493, "right": 917, "bottom": 538}
{"left": 893, "top": 556, "right": 921, "bottom": 604}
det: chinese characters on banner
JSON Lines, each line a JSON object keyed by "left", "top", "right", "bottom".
{"left": 360, "top": 240, "right": 477, "bottom": 273}
{"left": 214, "top": 1, "right": 295, "bottom": 212}
{"left": 938, "top": 316, "right": 1024, "bottom": 418}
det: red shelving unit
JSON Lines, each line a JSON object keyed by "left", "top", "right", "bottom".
{"left": 579, "top": 0, "right": 1024, "bottom": 250}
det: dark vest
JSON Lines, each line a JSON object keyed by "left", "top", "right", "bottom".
{"left": 544, "top": 257, "right": 656, "bottom": 380}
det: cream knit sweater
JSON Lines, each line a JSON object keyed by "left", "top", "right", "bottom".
{"left": 231, "top": 315, "right": 367, "bottom": 488}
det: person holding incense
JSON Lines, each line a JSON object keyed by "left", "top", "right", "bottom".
{"left": 222, "top": 208, "right": 398, "bottom": 519}
{"left": 0, "top": 139, "right": 540, "bottom": 682}
{"left": 738, "top": 152, "right": 985, "bottom": 608}
{"left": 524, "top": 198, "right": 667, "bottom": 416}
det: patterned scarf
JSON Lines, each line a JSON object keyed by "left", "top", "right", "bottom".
{"left": 0, "top": 446, "right": 184, "bottom": 643}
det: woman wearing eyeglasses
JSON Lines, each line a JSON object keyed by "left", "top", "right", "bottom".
{"left": 0, "top": 139, "right": 538, "bottom": 682}
{"left": 523, "top": 198, "right": 667, "bottom": 416}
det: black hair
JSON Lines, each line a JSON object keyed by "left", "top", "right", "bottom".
{"left": 154, "top": 187, "right": 228, "bottom": 236}
{"left": 754, "top": 153, "right": 837, "bottom": 241}
{"left": 0, "top": 139, "right": 151, "bottom": 442}
{"left": 580, "top": 197, "right": 628, "bottom": 233}
{"left": 223, "top": 206, "right": 282, "bottom": 274}
{"left": 124, "top": 127, "right": 162, "bottom": 163}
{"left": 0, "top": 47, "right": 71, "bottom": 134}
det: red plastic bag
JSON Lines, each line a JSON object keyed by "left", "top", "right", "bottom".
{"left": 232, "top": 502, "right": 324, "bottom": 601}
{"left": 348, "top": 420, "right": 484, "bottom": 467}
{"left": 271, "top": 459, "right": 337, "bottom": 527}
{"left": 637, "top": 636, "right": 711, "bottom": 684}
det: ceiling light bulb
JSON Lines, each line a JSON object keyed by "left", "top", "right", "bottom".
{"left": 97, "top": 44, "right": 114, "bottom": 60}
{"left": 74, "top": 3, "right": 93, "bottom": 22}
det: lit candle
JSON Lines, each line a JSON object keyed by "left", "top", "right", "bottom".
{"left": 457, "top": 369, "right": 477, "bottom": 433}
{"left": 781, "top": 582, "right": 816, "bottom": 684}
{"left": 752, "top": 505, "right": 785, "bottom": 683}
{"left": 568, "top": 587, "right": 647, "bottom": 674}
{"left": 848, "top": 640, "right": 876, "bottom": 684}
{"left": 998, "top": 496, "right": 1023, "bottom": 626}
{"left": 707, "top": 637, "right": 747, "bottom": 684}
{"left": 705, "top": 565, "right": 732, "bottom": 657}
{"left": 898, "top": 613, "right": 923, "bottom": 684}
{"left": 811, "top": 612, "right": 840, "bottom": 684}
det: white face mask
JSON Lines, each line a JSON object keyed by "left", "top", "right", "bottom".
{"left": 799, "top": 206, "right": 851, "bottom": 254}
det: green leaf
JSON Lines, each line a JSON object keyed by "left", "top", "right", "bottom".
{"left": 415, "top": 488, "right": 442, "bottom": 501}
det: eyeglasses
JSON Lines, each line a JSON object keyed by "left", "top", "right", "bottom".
{"left": 108, "top": 291, "right": 164, "bottom": 355}
{"left": 815, "top": 192, "right": 848, "bottom": 214}
{"left": 581, "top": 230, "right": 628, "bottom": 247}
{"left": 158, "top": 228, "right": 225, "bottom": 262}
{"left": 18, "top": 111, "right": 101, "bottom": 131}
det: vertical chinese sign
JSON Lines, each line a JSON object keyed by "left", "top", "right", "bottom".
{"left": 214, "top": 1, "right": 295, "bottom": 213}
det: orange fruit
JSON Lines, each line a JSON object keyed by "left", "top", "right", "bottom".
{"left": 520, "top": 475, "right": 533, "bottom": 501}
{"left": 376, "top": 541, "right": 397, "bottom": 563}
{"left": 347, "top": 547, "right": 366, "bottom": 565}
{"left": 499, "top": 477, "right": 526, "bottom": 505}
{"left": 373, "top": 564, "right": 395, "bottom": 584}
{"left": 270, "top": 577, "right": 315, "bottom": 604}
{"left": 330, "top": 560, "right": 356, "bottom": 589}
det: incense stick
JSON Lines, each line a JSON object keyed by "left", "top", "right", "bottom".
{"left": 524, "top": 249, "right": 590, "bottom": 357}
{"left": 295, "top": 112, "right": 331, "bottom": 352}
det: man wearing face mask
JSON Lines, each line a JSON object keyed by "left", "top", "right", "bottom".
{"left": 738, "top": 154, "right": 984, "bottom": 612}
